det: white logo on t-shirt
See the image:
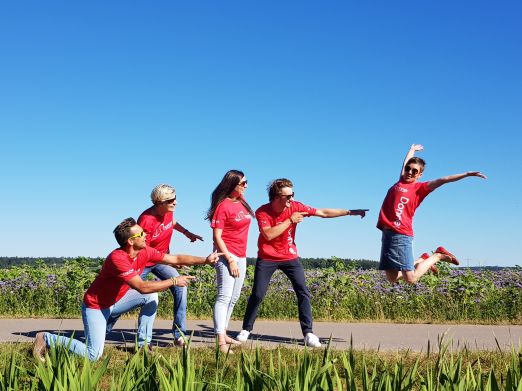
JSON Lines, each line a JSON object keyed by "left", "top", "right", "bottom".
{"left": 153, "top": 221, "right": 173, "bottom": 238}
{"left": 394, "top": 196, "right": 410, "bottom": 227}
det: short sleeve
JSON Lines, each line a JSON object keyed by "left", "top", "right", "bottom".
{"left": 416, "top": 182, "right": 433, "bottom": 203}
{"left": 294, "top": 202, "right": 317, "bottom": 217}
{"left": 211, "top": 202, "right": 227, "bottom": 229}
{"left": 256, "top": 208, "right": 272, "bottom": 229}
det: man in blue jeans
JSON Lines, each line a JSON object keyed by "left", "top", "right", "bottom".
{"left": 32, "top": 217, "right": 219, "bottom": 362}
{"left": 236, "top": 178, "right": 368, "bottom": 347}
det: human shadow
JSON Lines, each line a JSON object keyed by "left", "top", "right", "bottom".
{"left": 18, "top": 324, "right": 345, "bottom": 348}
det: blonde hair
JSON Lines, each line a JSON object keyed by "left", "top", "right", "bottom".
{"left": 151, "top": 184, "right": 176, "bottom": 204}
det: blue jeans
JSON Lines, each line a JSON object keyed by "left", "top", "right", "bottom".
{"left": 44, "top": 289, "right": 158, "bottom": 361}
{"left": 242, "top": 258, "right": 313, "bottom": 335}
{"left": 141, "top": 263, "right": 187, "bottom": 339}
{"left": 213, "top": 255, "right": 246, "bottom": 334}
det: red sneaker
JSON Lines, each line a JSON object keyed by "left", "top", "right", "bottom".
{"left": 420, "top": 253, "right": 438, "bottom": 274}
{"left": 434, "top": 246, "right": 459, "bottom": 265}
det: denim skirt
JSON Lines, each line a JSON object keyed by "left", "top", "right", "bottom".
{"left": 379, "top": 229, "right": 414, "bottom": 271}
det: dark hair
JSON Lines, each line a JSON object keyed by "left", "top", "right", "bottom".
{"left": 268, "top": 178, "right": 293, "bottom": 201}
{"left": 406, "top": 157, "right": 426, "bottom": 172}
{"left": 113, "top": 217, "right": 137, "bottom": 247}
{"left": 206, "top": 170, "right": 254, "bottom": 221}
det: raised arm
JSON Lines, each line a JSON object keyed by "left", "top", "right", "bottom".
{"left": 428, "top": 171, "right": 487, "bottom": 191}
{"left": 401, "top": 144, "right": 424, "bottom": 179}
{"left": 314, "top": 209, "right": 368, "bottom": 218}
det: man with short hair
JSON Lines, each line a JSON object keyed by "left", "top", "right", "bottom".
{"left": 33, "top": 217, "right": 219, "bottom": 362}
{"left": 237, "top": 178, "right": 368, "bottom": 348}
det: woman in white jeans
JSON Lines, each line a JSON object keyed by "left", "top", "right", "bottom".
{"left": 206, "top": 170, "right": 254, "bottom": 353}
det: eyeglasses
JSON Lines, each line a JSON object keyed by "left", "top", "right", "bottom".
{"left": 237, "top": 180, "right": 248, "bottom": 187}
{"left": 162, "top": 196, "right": 176, "bottom": 204}
{"left": 404, "top": 166, "right": 420, "bottom": 175}
{"left": 129, "top": 230, "right": 145, "bottom": 239}
{"left": 278, "top": 192, "right": 294, "bottom": 200}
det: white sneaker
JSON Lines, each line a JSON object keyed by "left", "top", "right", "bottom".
{"left": 236, "top": 330, "right": 250, "bottom": 342}
{"left": 304, "top": 333, "right": 322, "bottom": 348}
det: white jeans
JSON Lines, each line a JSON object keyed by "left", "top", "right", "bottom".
{"left": 213, "top": 254, "right": 246, "bottom": 334}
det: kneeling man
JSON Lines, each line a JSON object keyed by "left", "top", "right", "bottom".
{"left": 33, "top": 217, "right": 219, "bottom": 361}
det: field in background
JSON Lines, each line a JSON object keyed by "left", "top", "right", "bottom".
{"left": 1, "top": 258, "right": 521, "bottom": 323}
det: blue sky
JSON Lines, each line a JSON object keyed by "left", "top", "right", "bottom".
{"left": 1, "top": 1, "right": 520, "bottom": 267}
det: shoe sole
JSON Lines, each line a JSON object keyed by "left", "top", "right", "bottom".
{"left": 435, "top": 247, "right": 459, "bottom": 265}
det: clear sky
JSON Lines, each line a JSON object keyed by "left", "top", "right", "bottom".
{"left": 1, "top": 1, "right": 520, "bottom": 267}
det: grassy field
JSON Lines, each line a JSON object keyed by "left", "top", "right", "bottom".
{"left": 1, "top": 340, "right": 521, "bottom": 390}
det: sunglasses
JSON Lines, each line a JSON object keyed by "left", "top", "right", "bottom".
{"left": 129, "top": 230, "right": 145, "bottom": 239}
{"left": 237, "top": 180, "right": 248, "bottom": 187}
{"left": 278, "top": 192, "right": 294, "bottom": 200}
{"left": 404, "top": 166, "right": 420, "bottom": 175}
{"left": 162, "top": 196, "right": 177, "bottom": 204}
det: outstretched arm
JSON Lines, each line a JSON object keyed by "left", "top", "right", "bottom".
{"left": 401, "top": 144, "right": 423, "bottom": 179}
{"left": 125, "top": 274, "right": 196, "bottom": 294}
{"left": 314, "top": 209, "right": 368, "bottom": 218}
{"left": 428, "top": 171, "right": 487, "bottom": 191}
{"left": 160, "top": 252, "right": 221, "bottom": 267}
{"left": 174, "top": 221, "right": 203, "bottom": 243}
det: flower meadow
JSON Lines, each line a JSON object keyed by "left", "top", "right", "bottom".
{"left": 0, "top": 258, "right": 521, "bottom": 323}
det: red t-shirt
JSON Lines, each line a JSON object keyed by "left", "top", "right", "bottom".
{"left": 256, "top": 201, "right": 317, "bottom": 261}
{"left": 137, "top": 207, "right": 173, "bottom": 266}
{"left": 83, "top": 246, "right": 163, "bottom": 309}
{"left": 377, "top": 180, "right": 432, "bottom": 236}
{"left": 211, "top": 198, "right": 252, "bottom": 257}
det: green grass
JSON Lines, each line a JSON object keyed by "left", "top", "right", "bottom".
{"left": 1, "top": 339, "right": 521, "bottom": 390}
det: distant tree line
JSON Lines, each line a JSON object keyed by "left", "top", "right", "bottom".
{"left": 247, "top": 257, "right": 379, "bottom": 269}
{"left": 0, "top": 256, "right": 511, "bottom": 271}
{"left": 0, "top": 256, "right": 378, "bottom": 269}
{"left": 0, "top": 257, "right": 103, "bottom": 268}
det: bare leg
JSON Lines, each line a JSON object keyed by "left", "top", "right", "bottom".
{"left": 408, "top": 253, "right": 448, "bottom": 284}
{"left": 385, "top": 254, "right": 430, "bottom": 283}
{"left": 385, "top": 253, "right": 448, "bottom": 284}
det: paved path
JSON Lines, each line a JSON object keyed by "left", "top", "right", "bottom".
{"left": 3, "top": 318, "right": 522, "bottom": 351}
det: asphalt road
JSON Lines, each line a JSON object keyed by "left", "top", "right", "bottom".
{"left": 2, "top": 318, "right": 522, "bottom": 351}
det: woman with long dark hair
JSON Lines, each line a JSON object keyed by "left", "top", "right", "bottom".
{"left": 206, "top": 170, "right": 254, "bottom": 353}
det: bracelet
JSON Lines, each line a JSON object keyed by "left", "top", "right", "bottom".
{"left": 289, "top": 217, "right": 293, "bottom": 224}
{"left": 170, "top": 277, "right": 178, "bottom": 286}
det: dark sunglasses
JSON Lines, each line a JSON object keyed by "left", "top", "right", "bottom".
{"left": 404, "top": 166, "right": 420, "bottom": 175}
{"left": 278, "top": 192, "right": 294, "bottom": 200}
{"left": 163, "top": 196, "right": 177, "bottom": 204}
{"left": 238, "top": 180, "right": 248, "bottom": 187}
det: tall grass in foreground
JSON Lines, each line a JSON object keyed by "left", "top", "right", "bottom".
{"left": 0, "top": 340, "right": 522, "bottom": 390}
{"left": 1, "top": 258, "right": 521, "bottom": 323}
